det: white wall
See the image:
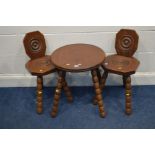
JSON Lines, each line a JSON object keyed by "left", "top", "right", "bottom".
{"left": 0, "top": 26, "right": 155, "bottom": 87}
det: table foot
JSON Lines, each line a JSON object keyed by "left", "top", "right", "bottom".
{"left": 91, "top": 69, "right": 106, "bottom": 118}
{"left": 125, "top": 76, "right": 132, "bottom": 115}
{"left": 36, "top": 76, "right": 43, "bottom": 114}
{"left": 51, "top": 71, "right": 64, "bottom": 117}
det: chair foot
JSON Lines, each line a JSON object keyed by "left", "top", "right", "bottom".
{"left": 51, "top": 106, "right": 58, "bottom": 118}
{"left": 100, "top": 111, "right": 107, "bottom": 118}
{"left": 37, "top": 108, "right": 43, "bottom": 114}
{"left": 125, "top": 109, "right": 132, "bottom": 115}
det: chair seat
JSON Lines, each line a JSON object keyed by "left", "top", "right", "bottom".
{"left": 102, "top": 54, "right": 140, "bottom": 75}
{"left": 26, "top": 55, "right": 56, "bottom": 76}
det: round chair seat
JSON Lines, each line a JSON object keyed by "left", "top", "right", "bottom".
{"left": 102, "top": 54, "right": 140, "bottom": 75}
{"left": 26, "top": 55, "right": 56, "bottom": 76}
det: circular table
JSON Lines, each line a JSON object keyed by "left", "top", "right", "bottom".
{"left": 51, "top": 44, "right": 106, "bottom": 118}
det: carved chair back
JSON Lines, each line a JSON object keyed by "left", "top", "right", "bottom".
{"left": 115, "top": 29, "right": 139, "bottom": 57}
{"left": 23, "top": 31, "right": 46, "bottom": 60}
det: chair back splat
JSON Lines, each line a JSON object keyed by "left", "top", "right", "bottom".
{"left": 23, "top": 31, "right": 46, "bottom": 60}
{"left": 115, "top": 29, "right": 139, "bottom": 57}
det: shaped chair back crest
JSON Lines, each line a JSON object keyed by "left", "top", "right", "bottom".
{"left": 23, "top": 31, "right": 46, "bottom": 60}
{"left": 115, "top": 29, "right": 139, "bottom": 57}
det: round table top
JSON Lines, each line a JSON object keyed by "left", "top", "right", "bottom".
{"left": 51, "top": 44, "right": 105, "bottom": 72}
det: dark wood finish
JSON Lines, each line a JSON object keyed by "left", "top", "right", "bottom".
{"left": 51, "top": 71, "right": 73, "bottom": 117}
{"left": 51, "top": 44, "right": 105, "bottom": 72}
{"left": 51, "top": 44, "right": 106, "bottom": 118}
{"left": 36, "top": 76, "right": 43, "bottom": 114}
{"left": 62, "top": 77, "right": 73, "bottom": 103}
{"left": 26, "top": 56, "right": 56, "bottom": 76}
{"left": 123, "top": 76, "right": 126, "bottom": 88}
{"left": 96, "top": 68, "right": 102, "bottom": 82}
{"left": 24, "top": 31, "right": 55, "bottom": 114}
{"left": 102, "top": 54, "right": 140, "bottom": 75}
{"left": 100, "top": 29, "right": 140, "bottom": 115}
{"left": 115, "top": 29, "right": 139, "bottom": 57}
{"left": 51, "top": 71, "right": 64, "bottom": 117}
{"left": 100, "top": 71, "right": 108, "bottom": 90}
{"left": 125, "top": 76, "right": 132, "bottom": 114}
{"left": 23, "top": 31, "right": 72, "bottom": 115}
{"left": 93, "top": 68, "right": 101, "bottom": 105}
{"left": 93, "top": 70, "right": 108, "bottom": 105}
{"left": 23, "top": 31, "right": 46, "bottom": 60}
{"left": 91, "top": 69, "right": 106, "bottom": 117}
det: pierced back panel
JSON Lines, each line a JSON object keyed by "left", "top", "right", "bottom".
{"left": 23, "top": 31, "right": 46, "bottom": 59}
{"left": 115, "top": 29, "right": 139, "bottom": 57}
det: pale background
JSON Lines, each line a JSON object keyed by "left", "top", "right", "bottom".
{"left": 0, "top": 0, "right": 155, "bottom": 155}
{"left": 0, "top": 26, "right": 155, "bottom": 87}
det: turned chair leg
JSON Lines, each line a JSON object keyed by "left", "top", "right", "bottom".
{"left": 91, "top": 69, "right": 106, "bottom": 118}
{"left": 36, "top": 76, "right": 43, "bottom": 114}
{"left": 93, "top": 70, "right": 108, "bottom": 104}
{"left": 124, "top": 75, "right": 132, "bottom": 115}
{"left": 51, "top": 71, "right": 64, "bottom": 117}
{"left": 62, "top": 76, "right": 73, "bottom": 103}
{"left": 123, "top": 76, "right": 126, "bottom": 88}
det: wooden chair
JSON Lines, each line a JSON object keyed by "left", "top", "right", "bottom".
{"left": 99, "top": 29, "right": 140, "bottom": 115}
{"left": 23, "top": 31, "right": 72, "bottom": 114}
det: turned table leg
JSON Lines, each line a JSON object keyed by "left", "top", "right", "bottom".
{"left": 51, "top": 71, "right": 64, "bottom": 117}
{"left": 62, "top": 75, "right": 73, "bottom": 103}
{"left": 36, "top": 76, "right": 43, "bottom": 114}
{"left": 125, "top": 75, "right": 132, "bottom": 115}
{"left": 93, "top": 70, "right": 108, "bottom": 104}
{"left": 91, "top": 69, "right": 106, "bottom": 118}
{"left": 100, "top": 71, "right": 108, "bottom": 90}
{"left": 96, "top": 68, "right": 101, "bottom": 83}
